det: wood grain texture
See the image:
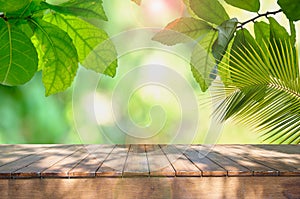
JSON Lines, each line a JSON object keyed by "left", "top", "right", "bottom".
{"left": 210, "top": 145, "right": 278, "bottom": 176}
{"left": 69, "top": 145, "right": 115, "bottom": 177}
{"left": 12, "top": 145, "right": 78, "bottom": 178}
{"left": 176, "top": 145, "right": 226, "bottom": 176}
{"left": 96, "top": 145, "right": 129, "bottom": 177}
{"left": 0, "top": 145, "right": 59, "bottom": 168}
{"left": 123, "top": 145, "right": 149, "bottom": 176}
{"left": 41, "top": 145, "right": 96, "bottom": 177}
{"left": 191, "top": 145, "right": 252, "bottom": 176}
{"left": 160, "top": 145, "right": 201, "bottom": 176}
{"left": 145, "top": 145, "right": 175, "bottom": 176}
{"left": 217, "top": 145, "right": 300, "bottom": 176}
{"left": 0, "top": 145, "right": 70, "bottom": 178}
{"left": 0, "top": 177, "right": 299, "bottom": 199}
{"left": 0, "top": 144, "right": 299, "bottom": 178}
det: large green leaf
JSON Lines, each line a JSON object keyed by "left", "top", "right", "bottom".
{"left": 30, "top": 18, "right": 78, "bottom": 96}
{"left": 269, "top": 17, "right": 298, "bottom": 79}
{"left": 212, "top": 18, "right": 238, "bottom": 63}
{"left": 269, "top": 17, "right": 290, "bottom": 41}
{"left": 289, "top": 21, "right": 296, "bottom": 45}
{"left": 42, "top": 0, "right": 107, "bottom": 21}
{"left": 215, "top": 40, "right": 300, "bottom": 144}
{"left": 0, "top": 19, "right": 38, "bottom": 86}
{"left": 181, "top": 0, "right": 198, "bottom": 18}
{"left": 254, "top": 21, "right": 270, "bottom": 44}
{"left": 44, "top": 13, "right": 117, "bottom": 77}
{"left": 278, "top": 0, "right": 300, "bottom": 21}
{"left": 30, "top": 35, "right": 44, "bottom": 71}
{"left": 218, "top": 48, "right": 232, "bottom": 86}
{"left": 230, "top": 28, "right": 262, "bottom": 85}
{"left": 190, "top": 30, "right": 218, "bottom": 91}
{"left": 189, "top": 0, "right": 229, "bottom": 25}
{"left": 254, "top": 21, "right": 270, "bottom": 53}
{"left": 224, "top": 0, "right": 260, "bottom": 12}
{"left": 152, "top": 17, "right": 213, "bottom": 46}
{"left": 0, "top": 0, "right": 31, "bottom": 13}
{"left": 15, "top": 20, "right": 34, "bottom": 38}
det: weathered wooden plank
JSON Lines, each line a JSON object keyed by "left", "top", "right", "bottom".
{"left": 210, "top": 145, "right": 278, "bottom": 176}
{"left": 224, "top": 145, "right": 300, "bottom": 176}
{"left": 123, "top": 145, "right": 149, "bottom": 177}
{"left": 12, "top": 145, "right": 80, "bottom": 178}
{"left": 0, "top": 145, "right": 59, "bottom": 167}
{"left": 160, "top": 145, "right": 201, "bottom": 176}
{"left": 69, "top": 145, "right": 115, "bottom": 177}
{"left": 41, "top": 145, "right": 97, "bottom": 177}
{"left": 96, "top": 145, "right": 129, "bottom": 177}
{"left": 258, "top": 144, "right": 300, "bottom": 154}
{"left": 0, "top": 144, "right": 299, "bottom": 179}
{"left": 0, "top": 145, "right": 70, "bottom": 178}
{"left": 1, "top": 177, "right": 300, "bottom": 199}
{"left": 176, "top": 145, "right": 226, "bottom": 176}
{"left": 145, "top": 145, "right": 175, "bottom": 177}
{"left": 192, "top": 145, "right": 252, "bottom": 176}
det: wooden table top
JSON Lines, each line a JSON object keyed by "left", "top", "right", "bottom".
{"left": 0, "top": 144, "right": 299, "bottom": 178}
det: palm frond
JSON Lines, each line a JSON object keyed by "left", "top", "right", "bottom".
{"left": 214, "top": 39, "right": 300, "bottom": 144}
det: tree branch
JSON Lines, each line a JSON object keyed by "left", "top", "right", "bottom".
{"left": 237, "top": 9, "right": 283, "bottom": 29}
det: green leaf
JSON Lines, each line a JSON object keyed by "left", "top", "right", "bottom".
{"left": 254, "top": 21, "right": 270, "bottom": 53}
{"left": 44, "top": 13, "right": 118, "bottom": 77}
{"left": 214, "top": 39, "right": 300, "bottom": 144}
{"left": 15, "top": 20, "right": 34, "bottom": 38}
{"left": 27, "top": 0, "right": 49, "bottom": 18}
{"left": 212, "top": 18, "right": 238, "bottom": 63}
{"left": 289, "top": 21, "right": 296, "bottom": 45}
{"left": 268, "top": 17, "right": 297, "bottom": 79}
{"left": 0, "top": 0, "right": 31, "bottom": 13}
{"left": 224, "top": 0, "right": 260, "bottom": 12}
{"left": 269, "top": 17, "right": 290, "bottom": 41}
{"left": 42, "top": 0, "right": 107, "bottom": 21}
{"left": 278, "top": 0, "right": 300, "bottom": 21}
{"left": 230, "top": 28, "right": 261, "bottom": 84}
{"left": 152, "top": 17, "right": 213, "bottom": 46}
{"left": 269, "top": 18, "right": 298, "bottom": 80}
{"left": 189, "top": 0, "right": 229, "bottom": 25}
{"left": 254, "top": 21, "right": 270, "bottom": 45}
{"left": 0, "top": 19, "right": 38, "bottom": 86}
{"left": 31, "top": 35, "right": 44, "bottom": 71}
{"left": 218, "top": 44, "right": 233, "bottom": 86}
{"left": 181, "top": 0, "right": 199, "bottom": 18}
{"left": 190, "top": 30, "right": 218, "bottom": 92}
{"left": 191, "top": 65, "right": 209, "bottom": 91}
{"left": 30, "top": 18, "right": 78, "bottom": 96}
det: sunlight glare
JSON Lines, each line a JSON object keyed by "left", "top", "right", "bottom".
{"left": 94, "top": 93, "right": 114, "bottom": 125}
{"left": 147, "top": 0, "right": 166, "bottom": 14}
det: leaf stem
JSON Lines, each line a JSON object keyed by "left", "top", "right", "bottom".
{"left": 237, "top": 9, "right": 283, "bottom": 29}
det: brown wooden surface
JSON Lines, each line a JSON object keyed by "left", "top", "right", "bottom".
{"left": 161, "top": 145, "right": 201, "bottom": 176}
{"left": 123, "top": 145, "right": 149, "bottom": 176}
{"left": 69, "top": 145, "right": 114, "bottom": 177}
{"left": 0, "top": 144, "right": 299, "bottom": 178}
{"left": 176, "top": 145, "right": 226, "bottom": 176}
{"left": 96, "top": 145, "right": 129, "bottom": 177}
{"left": 145, "top": 145, "right": 175, "bottom": 176}
{"left": 0, "top": 177, "right": 299, "bottom": 199}
{"left": 192, "top": 145, "right": 252, "bottom": 176}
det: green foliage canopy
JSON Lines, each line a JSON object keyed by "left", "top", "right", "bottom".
{"left": 153, "top": 0, "right": 300, "bottom": 143}
{"left": 0, "top": 0, "right": 118, "bottom": 96}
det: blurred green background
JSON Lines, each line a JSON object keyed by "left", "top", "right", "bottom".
{"left": 0, "top": 0, "right": 299, "bottom": 144}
